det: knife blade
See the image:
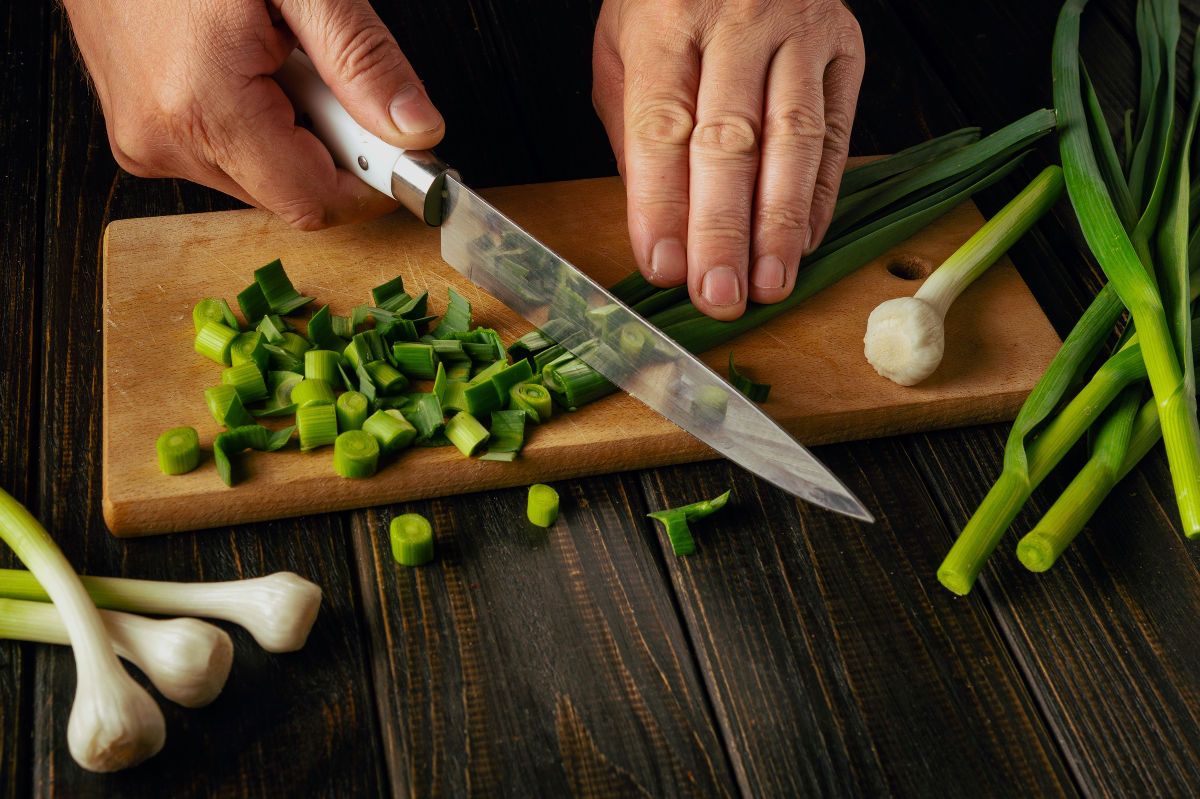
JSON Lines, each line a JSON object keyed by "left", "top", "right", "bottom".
{"left": 275, "top": 52, "right": 872, "bottom": 522}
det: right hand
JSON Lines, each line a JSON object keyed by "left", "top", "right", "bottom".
{"left": 61, "top": 0, "right": 444, "bottom": 230}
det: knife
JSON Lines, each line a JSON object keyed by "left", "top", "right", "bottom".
{"left": 274, "top": 52, "right": 872, "bottom": 522}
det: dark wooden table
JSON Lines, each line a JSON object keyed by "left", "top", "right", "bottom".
{"left": 3, "top": 0, "right": 1198, "bottom": 796}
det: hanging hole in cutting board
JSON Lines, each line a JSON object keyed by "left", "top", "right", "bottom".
{"left": 886, "top": 255, "right": 934, "bottom": 280}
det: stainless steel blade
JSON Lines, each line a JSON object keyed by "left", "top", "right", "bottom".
{"left": 439, "top": 176, "right": 872, "bottom": 522}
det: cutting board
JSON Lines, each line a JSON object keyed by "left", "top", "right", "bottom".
{"left": 102, "top": 173, "right": 1061, "bottom": 537}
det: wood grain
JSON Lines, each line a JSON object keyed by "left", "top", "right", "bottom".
{"left": 101, "top": 176, "right": 1061, "bottom": 536}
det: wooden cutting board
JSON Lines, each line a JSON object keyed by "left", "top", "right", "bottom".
{"left": 102, "top": 174, "right": 1061, "bottom": 536}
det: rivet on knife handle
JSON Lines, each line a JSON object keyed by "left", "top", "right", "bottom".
{"left": 273, "top": 51, "right": 456, "bottom": 225}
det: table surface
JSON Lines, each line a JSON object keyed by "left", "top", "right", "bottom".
{"left": 4, "top": 0, "right": 1199, "bottom": 796}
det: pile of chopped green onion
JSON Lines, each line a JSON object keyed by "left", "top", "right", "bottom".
{"left": 173, "top": 261, "right": 554, "bottom": 485}
{"left": 938, "top": 0, "right": 1200, "bottom": 595}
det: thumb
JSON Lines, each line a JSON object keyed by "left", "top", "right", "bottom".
{"left": 281, "top": 0, "right": 444, "bottom": 150}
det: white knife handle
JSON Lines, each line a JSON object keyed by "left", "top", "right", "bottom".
{"left": 273, "top": 50, "right": 455, "bottom": 225}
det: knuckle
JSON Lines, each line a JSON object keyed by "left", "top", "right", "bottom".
{"left": 756, "top": 204, "right": 809, "bottom": 235}
{"left": 331, "top": 22, "right": 399, "bottom": 86}
{"left": 278, "top": 199, "right": 330, "bottom": 231}
{"left": 763, "top": 105, "right": 825, "bottom": 145}
{"left": 691, "top": 115, "right": 760, "bottom": 157}
{"left": 691, "top": 218, "right": 749, "bottom": 249}
{"left": 630, "top": 100, "right": 695, "bottom": 147}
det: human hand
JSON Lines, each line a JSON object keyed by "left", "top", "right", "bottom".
{"left": 592, "top": 0, "right": 865, "bottom": 320}
{"left": 61, "top": 0, "right": 444, "bottom": 230}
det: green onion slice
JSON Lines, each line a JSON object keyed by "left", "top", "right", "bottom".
{"left": 237, "top": 281, "right": 272, "bottom": 326}
{"left": 509, "top": 382, "right": 552, "bottom": 423}
{"left": 479, "top": 410, "right": 526, "bottom": 461}
{"left": 194, "top": 320, "right": 240, "bottom": 366}
{"left": 727, "top": 351, "right": 771, "bottom": 402}
{"left": 297, "top": 404, "right": 338, "bottom": 452}
{"left": 254, "top": 258, "right": 314, "bottom": 315}
{"left": 156, "top": 426, "right": 200, "bottom": 475}
{"left": 334, "top": 430, "right": 380, "bottom": 478}
{"left": 193, "top": 298, "right": 240, "bottom": 334}
{"left": 336, "top": 391, "right": 371, "bottom": 431}
{"left": 527, "top": 484, "right": 559, "bottom": 527}
{"left": 290, "top": 378, "right": 335, "bottom": 408}
{"left": 220, "top": 362, "right": 269, "bottom": 404}
{"left": 204, "top": 384, "right": 255, "bottom": 428}
{"left": 362, "top": 409, "right": 417, "bottom": 454}
{"left": 304, "top": 349, "right": 343, "bottom": 386}
{"left": 390, "top": 513, "right": 434, "bottom": 566}
{"left": 432, "top": 287, "right": 471, "bottom": 337}
{"left": 445, "top": 411, "right": 490, "bottom": 456}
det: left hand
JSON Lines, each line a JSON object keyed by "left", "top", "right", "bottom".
{"left": 592, "top": 0, "right": 865, "bottom": 320}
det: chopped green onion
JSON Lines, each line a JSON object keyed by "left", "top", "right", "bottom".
{"left": 193, "top": 298, "right": 239, "bottom": 334}
{"left": 263, "top": 343, "right": 304, "bottom": 373}
{"left": 490, "top": 359, "right": 534, "bottom": 399}
{"left": 526, "top": 484, "right": 559, "bottom": 527}
{"left": 279, "top": 332, "right": 312, "bottom": 362}
{"left": 336, "top": 390, "right": 370, "bottom": 431}
{"left": 156, "top": 426, "right": 200, "bottom": 475}
{"left": 256, "top": 314, "right": 289, "bottom": 344}
{"left": 509, "top": 382, "right": 552, "bottom": 423}
{"left": 395, "top": 290, "right": 429, "bottom": 320}
{"left": 333, "top": 430, "right": 380, "bottom": 478}
{"left": 371, "top": 276, "right": 406, "bottom": 310}
{"left": 344, "top": 330, "right": 388, "bottom": 368}
{"left": 365, "top": 360, "right": 409, "bottom": 395}
{"left": 220, "top": 362, "right": 268, "bottom": 404}
{"left": 390, "top": 513, "right": 434, "bottom": 566}
{"left": 254, "top": 258, "right": 314, "bottom": 315}
{"left": 542, "top": 354, "right": 616, "bottom": 410}
{"left": 303, "top": 349, "right": 343, "bottom": 388}
{"left": 392, "top": 343, "right": 439, "bottom": 379}
{"left": 204, "top": 384, "right": 255, "bottom": 428}
{"left": 296, "top": 404, "right": 338, "bottom": 452}
{"left": 230, "top": 331, "right": 268, "bottom": 371}
{"left": 692, "top": 384, "right": 729, "bottom": 423}
{"left": 445, "top": 411, "right": 490, "bottom": 456}
{"left": 306, "top": 305, "right": 343, "bottom": 351}
{"left": 479, "top": 410, "right": 526, "bottom": 461}
{"left": 290, "top": 378, "right": 335, "bottom": 408}
{"left": 463, "top": 380, "right": 502, "bottom": 415}
{"left": 362, "top": 409, "right": 417, "bottom": 454}
{"left": 440, "top": 380, "right": 469, "bottom": 413}
{"left": 213, "top": 424, "right": 294, "bottom": 486}
{"left": 400, "top": 393, "right": 444, "bottom": 440}
{"left": 432, "top": 362, "right": 448, "bottom": 401}
{"left": 432, "top": 287, "right": 471, "bottom": 337}
{"left": 647, "top": 490, "right": 731, "bottom": 556}
{"left": 728, "top": 351, "right": 771, "bottom": 402}
{"left": 194, "top": 320, "right": 240, "bottom": 366}
{"left": 236, "top": 281, "right": 271, "bottom": 326}
{"left": 253, "top": 371, "right": 302, "bottom": 417}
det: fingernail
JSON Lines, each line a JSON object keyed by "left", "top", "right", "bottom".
{"left": 751, "top": 255, "right": 785, "bottom": 290}
{"left": 390, "top": 84, "right": 443, "bottom": 134}
{"left": 701, "top": 266, "right": 741, "bottom": 307}
{"left": 803, "top": 225, "right": 815, "bottom": 255}
{"left": 650, "top": 238, "right": 687, "bottom": 283}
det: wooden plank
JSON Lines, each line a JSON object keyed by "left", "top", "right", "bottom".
{"left": 887, "top": 0, "right": 1200, "bottom": 795}
{"left": 101, "top": 176, "right": 1061, "bottom": 536}
{"left": 639, "top": 450, "right": 1076, "bottom": 797}
{"left": 0, "top": 2, "right": 47, "bottom": 796}
{"left": 351, "top": 476, "right": 737, "bottom": 797}
{"left": 29, "top": 12, "right": 391, "bottom": 797}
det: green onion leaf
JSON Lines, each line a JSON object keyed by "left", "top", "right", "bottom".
{"left": 728, "top": 351, "right": 771, "bottom": 402}
{"left": 479, "top": 410, "right": 526, "bottom": 461}
{"left": 204, "top": 384, "right": 255, "bottom": 428}
{"left": 254, "top": 258, "right": 314, "bottom": 315}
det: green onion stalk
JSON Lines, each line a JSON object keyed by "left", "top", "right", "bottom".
{"left": 1052, "top": 0, "right": 1200, "bottom": 535}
